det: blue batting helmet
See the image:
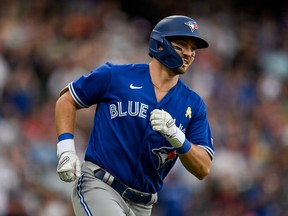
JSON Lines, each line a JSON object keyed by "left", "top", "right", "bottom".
{"left": 149, "top": 15, "right": 209, "bottom": 69}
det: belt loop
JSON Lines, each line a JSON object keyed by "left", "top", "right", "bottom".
{"left": 106, "top": 174, "right": 114, "bottom": 185}
{"left": 103, "top": 172, "right": 111, "bottom": 184}
{"left": 146, "top": 193, "right": 158, "bottom": 206}
{"left": 100, "top": 169, "right": 115, "bottom": 186}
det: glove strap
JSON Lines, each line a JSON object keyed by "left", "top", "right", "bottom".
{"left": 166, "top": 127, "right": 185, "bottom": 148}
{"left": 166, "top": 128, "right": 192, "bottom": 154}
{"left": 57, "top": 139, "right": 75, "bottom": 158}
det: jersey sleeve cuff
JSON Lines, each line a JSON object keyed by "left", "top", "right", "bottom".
{"left": 68, "top": 82, "right": 89, "bottom": 108}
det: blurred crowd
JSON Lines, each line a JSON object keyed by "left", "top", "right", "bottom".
{"left": 0, "top": 0, "right": 288, "bottom": 215}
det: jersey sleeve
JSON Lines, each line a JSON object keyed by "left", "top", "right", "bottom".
{"left": 186, "top": 99, "right": 215, "bottom": 160}
{"left": 68, "top": 63, "right": 112, "bottom": 108}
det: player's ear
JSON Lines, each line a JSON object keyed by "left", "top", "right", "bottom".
{"left": 157, "top": 44, "right": 164, "bottom": 51}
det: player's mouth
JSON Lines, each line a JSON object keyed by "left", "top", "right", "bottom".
{"left": 182, "top": 58, "right": 190, "bottom": 67}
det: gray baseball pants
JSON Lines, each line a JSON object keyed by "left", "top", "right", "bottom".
{"left": 71, "top": 161, "right": 157, "bottom": 216}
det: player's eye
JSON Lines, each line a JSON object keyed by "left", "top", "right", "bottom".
{"left": 172, "top": 45, "right": 183, "bottom": 52}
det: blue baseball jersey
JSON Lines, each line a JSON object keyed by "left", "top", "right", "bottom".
{"left": 68, "top": 62, "right": 214, "bottom": 193}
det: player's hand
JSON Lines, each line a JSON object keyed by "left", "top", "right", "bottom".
{"left": 150, "top": 109, "right": 191, "bottom": 153}
{"left": 150, "top": 109, "right": 177, "bottom": 138}
{"left": 150, "top": 109, "right": 187, "bottom": 149}
{"left": 57, "top": 151, "right": 81, "bottom": 182}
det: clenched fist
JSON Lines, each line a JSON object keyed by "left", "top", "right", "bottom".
{"left": 57, "top": 139, "right": 81, "bottom": 182}
{"left": 57, "top": 151, "right": 81, "bottom": 182}
{"left": 150, "top": 109, "right": 186, "bottom": 148}
{"left": 150, "top": 109, "right": 177, "bottom": 138}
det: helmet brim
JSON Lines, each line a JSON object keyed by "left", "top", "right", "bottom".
{"left": 192, "top": 37, "right": 209, "bottom": 49}
{"left": 166, "top": 35, "right": 209, "bottom": 49}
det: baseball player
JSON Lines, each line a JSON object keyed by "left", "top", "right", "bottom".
{"left": 55, "top": 15, "right": 214, "bottom": 216}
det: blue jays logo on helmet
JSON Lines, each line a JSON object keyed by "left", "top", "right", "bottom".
{"left": 184, "top": 21, "right": 198, "bottom": 32}
{"left": 149, "top": 15, "right": 208, "bottom": 69}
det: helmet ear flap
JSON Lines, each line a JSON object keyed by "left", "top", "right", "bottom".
{"left": 149, "top": 35, "right": 183, "bottom": 69}
{"left": 148, "top": 34, "right": 163, "bottom": 57}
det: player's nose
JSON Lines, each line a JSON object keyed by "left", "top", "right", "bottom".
{"left": 182, "top": 47, "right": 194, "bottom": 58}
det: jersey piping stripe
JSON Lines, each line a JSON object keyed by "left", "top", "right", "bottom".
{"left": 77, "top": 175, "right": 93, "bottom": 216}
{"left": 198, "top": 145, "right": 215, "bottom": 159}
{"left": 68, "top": 83, "right": 89, "bottom": 108}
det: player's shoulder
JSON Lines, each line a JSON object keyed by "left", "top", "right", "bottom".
{"left": 91, "top": 62, "right": 148, "bottom": 77}
{"left": 178, "top": 80, "right": 208, "bottom": 115}
{"left": 178, "top": 80, "right": 208, "bottom": 111}
{"left": 179, "top": 80, "right": 203, "bottom": 101}
{"left": 104, "top": 62, "right": 148, "bottom": 71}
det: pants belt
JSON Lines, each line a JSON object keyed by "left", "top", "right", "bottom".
{"left": 94, "top": 169, "right": 154, "bottom": 205}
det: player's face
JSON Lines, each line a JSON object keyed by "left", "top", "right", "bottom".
{"left": 170, "top": 38, "right": 196, "bottom": 74}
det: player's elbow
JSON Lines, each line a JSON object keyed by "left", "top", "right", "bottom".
{"left": 195, "top": 167, "right": 210, "bottom": 180}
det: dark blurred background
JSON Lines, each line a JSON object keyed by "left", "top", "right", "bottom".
{"left": 0, "top": 0, "right": 288, "bottom": 215}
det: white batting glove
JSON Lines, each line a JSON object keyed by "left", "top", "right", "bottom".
{"left": 150, "top": 109, "right": 185, "bottom": 148}
{"left": 57, "top": 139, "right": 81, "bottom": 182}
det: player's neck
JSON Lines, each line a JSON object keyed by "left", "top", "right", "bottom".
{"left": 149, "top": 60, "right": 179, "bottom": 92}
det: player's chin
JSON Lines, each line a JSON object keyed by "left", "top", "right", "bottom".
{"left": 170, "top": 63, "right": 189, "bottom": 75}
{"left": 172, "top": 67, "right": 186, "bottom": 75}
{"left": 178, "top": 64, "right": 189, "bottom": 74}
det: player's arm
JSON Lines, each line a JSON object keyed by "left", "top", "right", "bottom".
{"left": 150, "top": 109, "right": 212, "bottom": 180}
{"left": 55, "top": 88, "right": 80, "bottom": 136}
{"left": 178, "top": 145, "right": 211, "bottom": 180}
{"left": 55, "top": 88, "right": 82, "bottom": 182}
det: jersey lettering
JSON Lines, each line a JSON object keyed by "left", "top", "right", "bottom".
{"left": 179, "top": 123, "right": 186, "bottom": 133}
{"left": 110, "top": 101, "right": 149, "bottom": 119}
{"left": 118, "top": 102, "right": 127, "bottom": 117}
{"left": 139, "top": 103, "right": 149, "bottom": 119}
{"left": 128, "top": 101, "right": 139, "bottom": 116}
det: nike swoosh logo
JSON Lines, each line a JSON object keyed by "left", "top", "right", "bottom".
{"left": 130, "top": 84, "right": 143, "bottom": 89}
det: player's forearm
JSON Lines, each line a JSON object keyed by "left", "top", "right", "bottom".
{"left": 55, "top": 92, "right": 78, "bottom": 136}
{"left": 178, "top": 145, "right": 211, "bottom": 180}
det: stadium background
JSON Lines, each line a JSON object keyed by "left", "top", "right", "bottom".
{"left": 0, "top": 0, "right": 287, "bottom": 215}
